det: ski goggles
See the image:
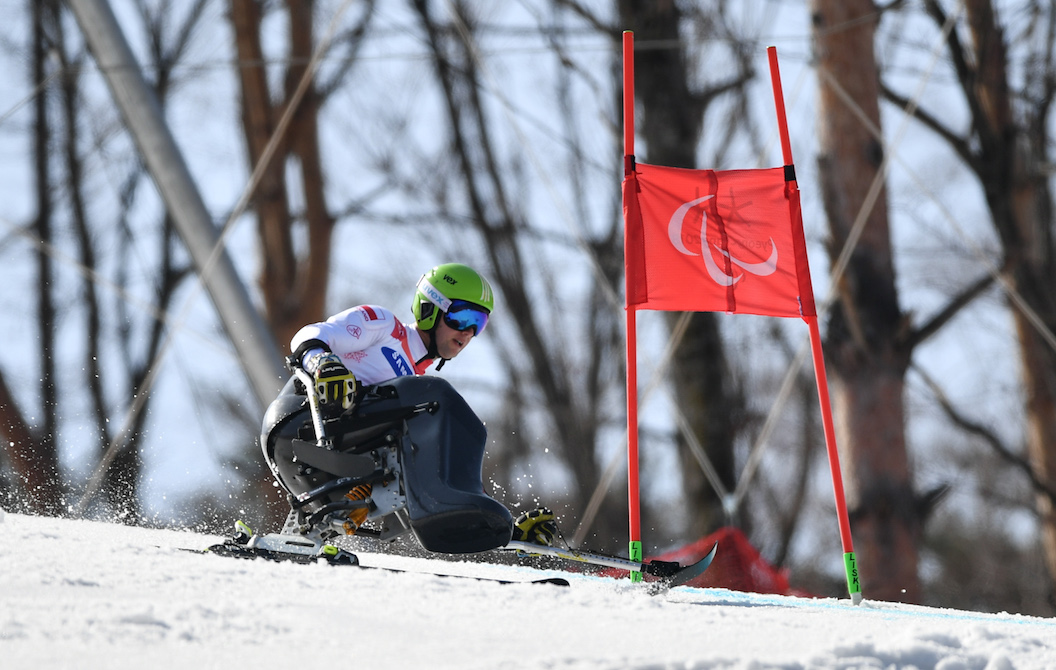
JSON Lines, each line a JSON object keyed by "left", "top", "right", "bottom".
{"left": 442, "top": 300, "right": 490, "bottom": 335}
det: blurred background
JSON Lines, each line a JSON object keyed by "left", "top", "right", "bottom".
{"left": 2, "top": 0, "right": 1055, "bottom": 615}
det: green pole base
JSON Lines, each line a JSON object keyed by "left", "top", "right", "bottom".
{"left": 844, "top": 551, "right": 862, "bottom": 604}
{"left": 629, "top": 540, "right": 644, "bottom": 582}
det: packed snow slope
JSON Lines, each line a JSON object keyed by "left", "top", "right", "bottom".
{"left": 2, "top": 511, "right": 1054, "bottom": 670}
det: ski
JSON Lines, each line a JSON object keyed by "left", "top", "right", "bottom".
{"left": 503, "top": 540, "right": 718, "bottom": 592}
{"left": 193, "top": 524, "right": 712, "bottom": 591}
{"left": 195, "top": 539, "right": 570, "bottom": 587}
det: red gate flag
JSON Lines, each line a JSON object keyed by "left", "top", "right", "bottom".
{"left": 623, "top": 162, "right": 817, "bottom": 319}
{"left": 620, "top": 38, "right": 860, "bottom": 602}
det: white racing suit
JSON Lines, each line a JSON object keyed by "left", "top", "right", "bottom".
{"left": 290, "top": 305, "right": 434, "bottom": 385}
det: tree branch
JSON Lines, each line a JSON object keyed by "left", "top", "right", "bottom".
{"left": 903, "top": 270, "right": 996, "bottom": 351}
{"left": 913, "top": 363, "right": 1056, "bottom": 504}
{"left": 879, "top": 79, "right": 977, "bottom": 170}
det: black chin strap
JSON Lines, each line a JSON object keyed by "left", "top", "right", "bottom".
{"left": 416, "top": 352, "right": 444, "bottom": 371}
{"left": 418, "top": 323, "right": 445, "bottom": 370}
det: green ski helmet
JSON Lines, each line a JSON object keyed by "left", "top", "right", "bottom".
{"left": 412, "top": 263, "right": 495, "bottom": 333}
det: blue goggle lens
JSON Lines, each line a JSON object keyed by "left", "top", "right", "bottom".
{"left": 442, "top": 300, "right": 489, "bottom": 335}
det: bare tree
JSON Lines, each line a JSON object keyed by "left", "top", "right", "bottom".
{"left": 811, "top": 0, "right": 924, "bottom": 603}
{"left": 2, "top": 0, "right": 226, "bottom": 519}
{"left": 879, "top": 0, "right": 1056, "bottom": 601}
{"left": 811, "top": 0, "right": 1022, "bottom": 603}
{"left": 3, "top": 0, "right": 66, "bottom": 515}
{"left": 229, "top": 0, "right": 377, "bottom": 349}
{"left": 222, "top": 0, "right": 381, "bottom": 524}
{"left": 406, "top": 0, "right": 633, "bottom": 547}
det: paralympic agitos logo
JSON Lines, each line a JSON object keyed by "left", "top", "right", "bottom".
{"left": 668, "top": 195, "right": 778, "bottom": 286}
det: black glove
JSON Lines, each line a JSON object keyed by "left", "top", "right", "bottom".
{"left": 512, "top": 507, "right": 557, "bottom": 547}
{"left": 304, "top": 351, "right": 358, "bottom": 414}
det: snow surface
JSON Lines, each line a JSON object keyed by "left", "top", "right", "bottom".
{"left": 2, "top": 511, "right": 1054, "bottom": 670}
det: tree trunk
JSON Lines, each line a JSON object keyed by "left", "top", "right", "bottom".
{"left": 938, "top": 0, "right": 1056, "bottom": 600}
{"left": 1015, "top": 307, "right": 1056, "bottom": 591}
{"left": 229, "top": 0, "right": 332, "bottom": 349}
{"left": 21, "top": 0, "right": 64, "bottom": 515}
{"left": 965, "top": 0, "right": 1056, "bottom": 598}
{"left": 283, "top": 0, "right": 334, "bottom": 341}
{"left": 812, "top": 0, "right": 920, "bottom": 602}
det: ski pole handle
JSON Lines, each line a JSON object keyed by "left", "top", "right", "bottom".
{"left": 293, "top": 366, "right": 332, "bottom": 448}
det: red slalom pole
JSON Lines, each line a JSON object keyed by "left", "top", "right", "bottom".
{"left": 768, "top": 46, "right": 861, "bottom": 604}
{"left": 622, "top": 30, "right": 643, "bottom": 581}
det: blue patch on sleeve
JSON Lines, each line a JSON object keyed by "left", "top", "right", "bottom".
{"left": 382, "top": 347, "right": 413, "bottom": 377}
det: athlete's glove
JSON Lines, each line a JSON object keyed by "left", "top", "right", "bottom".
{"left": 304, "top": 351, "right": 358, "bottom": 415}
{"left": 512, "top": 507, "right": 558, "bottom": 547}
